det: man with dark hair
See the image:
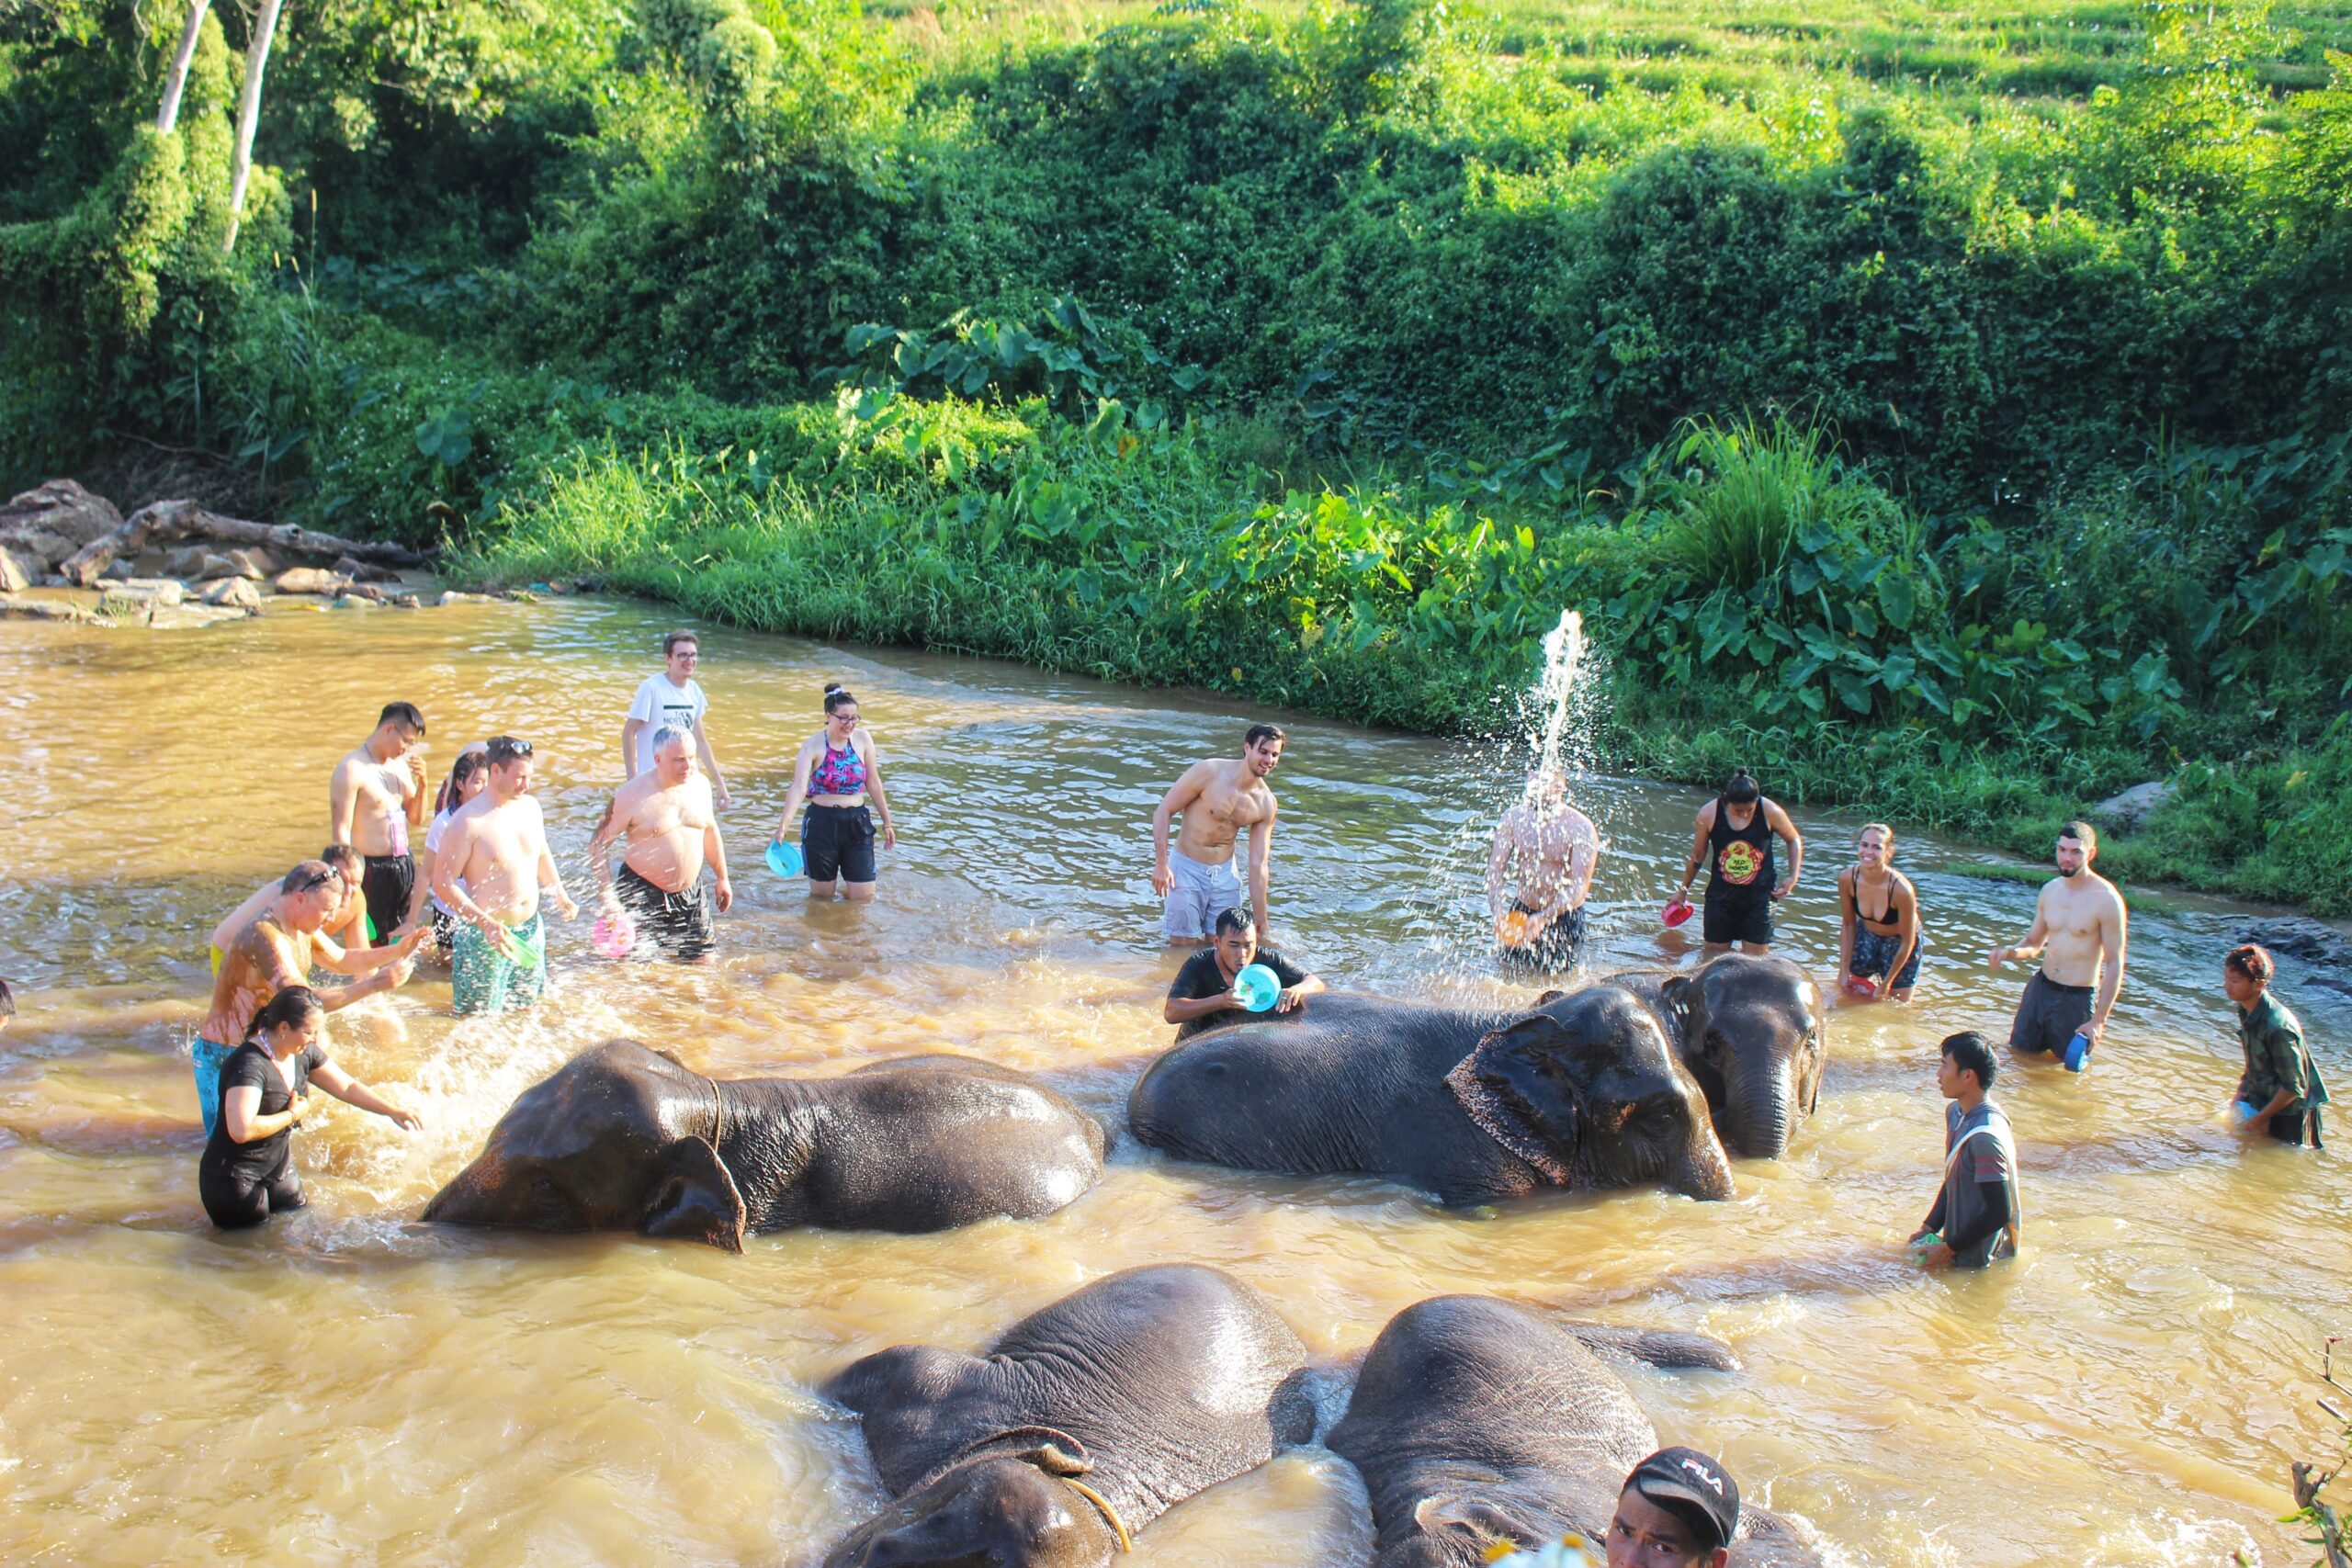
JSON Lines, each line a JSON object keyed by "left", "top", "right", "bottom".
{"left": 1150, "top": 723, "right": 1286, "bottom": 943}
{"left": 331, "top": 702, "right": 431, "bottom": 943}
{"left": 434, "top": 736, "right": 579, "bottom": 1015}
{"left": 1988, "top": 819, "right": 2127, "bottom": 1069}
{"left": 1607, "top": 1447, "right": 1739, "bottom": 1567}
{"left": 1672, "top": 769, "right": 1801, "bottom": 954}
{"left": 1162, "top": 907, "right": 1325, "bottom": 1040}
{"left": 2223, "top": 943, "right": 2329, "bottom": 1147}
{"left": 1487, "top": 765, "right": 1600, "bottom": 973}
{"left": 621, "top": 629, "right": 730, "bottom": 807}
{"left": 1909, "top": 1031, "right": 2019, "bottom": 1269}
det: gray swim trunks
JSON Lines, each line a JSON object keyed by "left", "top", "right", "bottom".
{"left": 1162, "top": 848, "right": 1244, "bottom": 940}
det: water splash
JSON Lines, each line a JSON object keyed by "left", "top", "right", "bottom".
{"left": 1525, "top": 609, "right": 1591, "bottom": 793}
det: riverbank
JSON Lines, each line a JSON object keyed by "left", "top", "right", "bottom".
{"left": 447, "top": 404, "right": 2352, "bottom": 918}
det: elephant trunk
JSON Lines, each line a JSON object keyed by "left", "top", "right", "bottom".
{"left": 1675, "top": 1126, "right": 1736, "bottom": 1201}
{"left": 1724, "top": 1056, "right": 1796, "bottom": 1159}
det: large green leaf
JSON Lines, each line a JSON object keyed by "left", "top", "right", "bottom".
{"left": 1877, "top": 571, "right": 1915, "bottom": 630}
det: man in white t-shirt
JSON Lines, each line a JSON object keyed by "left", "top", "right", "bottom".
{"left": 620, "top": 630, "right": 731, "bottom": 807}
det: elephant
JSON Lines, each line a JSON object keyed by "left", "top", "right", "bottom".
{"left": 1125, "top": 988, "right": 1736, "bottom": 1204}
{"left": 1619, "top": 953, "right": 1826, "bottom": 1159}
{"left": 423, "top": 1041, "right": 1105, "bottom": 1249}
{"left": 820, "top": 1263, "right": 1313, "bottom": 1566}
{"left": 1329, "top": 1294, "right": 1826, "bottom": 1567}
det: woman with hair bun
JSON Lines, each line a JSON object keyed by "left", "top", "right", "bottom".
{"left": 772, "top": 683, "right": 898, "bottom": 901}
{"left": 198, "top": 987, "right": 423, "bottom": 1231}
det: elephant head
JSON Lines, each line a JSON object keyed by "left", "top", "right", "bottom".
{"left": 423, "top": 1040, "right": 749, "bottom": 1250}
{"left": 822, "top": 1433, "right": 1125, "bottom": 1568}
{"left": 1444, "top": 987, "right": 1735, "bottom": 1201}
{"left": 1658, "top": 953, "right": 1825, "bottom": 1159}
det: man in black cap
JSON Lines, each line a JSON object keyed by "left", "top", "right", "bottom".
{"left": 1608, "top": 1446, "right": 1738, "bottom": 1567}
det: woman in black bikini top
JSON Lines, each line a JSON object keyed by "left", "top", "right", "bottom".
{"left": 1839, "top": 822, "right": 1925, "bottom": 1001}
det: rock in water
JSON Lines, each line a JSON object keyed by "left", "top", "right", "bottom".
{"left": 333, "top": 555, "right": 404, "bottom": 583}
{"left": 225, "top": 547, "right": 277, "bottom": 578}
{"left": 0, "top": 480, "right": 122, "bottom": 548}
{"left": 275, "top": 567, "right": 351, "bottom": 597}
{"left": 201, "top": 577, "right": 262, "bottom": 609}
{"left": 0, "top": 546, "right": 29, "bottom": 594}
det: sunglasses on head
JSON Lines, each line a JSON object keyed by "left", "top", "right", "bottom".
{"left": 291, "top": 868, "right": 343, "bottom": 893}
{"left": 487, "top": 738, "right": 534, "bottom": 763}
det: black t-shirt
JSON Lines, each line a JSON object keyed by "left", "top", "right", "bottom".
{"left": 201, "top": 1041, "right": 327, "bottom": 1181}
{"left": 1169, "top": 947, "right": 1311, "bottom": 1039}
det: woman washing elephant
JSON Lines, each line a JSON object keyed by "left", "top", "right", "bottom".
{"left": 199, "top": 987, "right": 423, "bottom": 1232}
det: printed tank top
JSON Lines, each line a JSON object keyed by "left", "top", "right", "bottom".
{"left": 810, "top": 739, "right": 866, "bottom": 795}
{"left": 1707, "top": 796, "right": 1774, "bottom": 891}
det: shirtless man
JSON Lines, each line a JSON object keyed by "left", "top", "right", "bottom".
{"left": 330, "top": 702, "right": 431, "bottom": 943}
{"left": 589, "top": 726, "right": 732, "bottom": 964}
{"left": 1151, "top": 723, "right": 1284, "bottom": 944}
{"left": 432, "top": 736, "right": 580, "bottom": 1015}
{"left": 1487, "top": 766, "right": 1600, "bottom": 973}
{"left": 1987, "top": 819, "right": 2127, "bottom": 1069}
{"left": 193, "top": 860, "right": 420, "bottom": 1134}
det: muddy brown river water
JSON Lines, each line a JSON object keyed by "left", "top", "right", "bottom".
{"left": 1, "top": 596, "right": 2344, "bottom": 1566}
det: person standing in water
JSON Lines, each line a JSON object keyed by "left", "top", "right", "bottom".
{"left": 1162, "top": 907, "right": 1327, "bottom": 1040}
{"left": 1837, "top": 823, "right": 1924, "bottom": 1000}
{"left": 197, "top": 862, "right": 420, "bottom": 1135}
{"left": 0, "top": 978, "right": 14, "bottom": 1032}
{"left": 211, "top": 843, "right": 376, "bottom": 973}
{"left": 1672, "top": 770, "right": 1802, "bottom": 954}
{"left": 772, "top": 684, "right": 896, "bottom": 902}
{"left": 329, "top": 702, "right": 431, "bottom": 944}
{"left": 621, "top": 630, "right": 731, "bottom": 807}
{"left": 2223, "top": 943, "right": 2330, "bottom": 1148}
{"left": 1152, "top": 723, "right": 1285, "bottom": 944}
{"left": 199, "top": 987, "right": 423, "bottom": 1232}
{"left": 433, "top": 736, "right": 580, "bottom": 1015}
{"left": 1486, "top": 765, "right": 1600, "bottom": 973}
{"left": 1908, "top": 1030, "right": 2019, "bottom": 1269}
{"left": 1988, "top": 820, "right": 2127, "bottom": 1067}
{"left": 592, "top": 726, "right": 732, "bottom": 962}
{"left": 402, "top": 742, "right": 490, "bottom": 955}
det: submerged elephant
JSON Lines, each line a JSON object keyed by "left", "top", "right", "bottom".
{"left": 1623, "top": 952, "right": 1826, "bottom": 1159}
{"left": 423, "top": 1041, "right": 1105, "bottom": 1249}
{"left": 820, "top": 1263, "right": 1312, "bottom": 1566}
{"left": 1330, "top": 1295, "right": 1826, "bottom": 1567}
{"left": 1125, "top": 988, "right": 1736, "bottom": 1204}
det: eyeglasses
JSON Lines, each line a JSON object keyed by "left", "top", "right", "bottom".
{"left": 487, "top": 738, "right": 534, "bottom": 763}
{"left": 831, "top": 714, "right": 860, "bottom": 727}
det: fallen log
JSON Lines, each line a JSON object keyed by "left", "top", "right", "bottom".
{"left": 62, "top": 499, "right": 428, "bottom": 586}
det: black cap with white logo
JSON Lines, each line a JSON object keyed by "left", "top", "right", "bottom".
{"left": 1626, "top": 1446, "right": 1741, "bottom": 1550}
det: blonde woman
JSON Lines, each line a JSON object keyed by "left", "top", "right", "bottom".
{"left": 1838, "top": 823, "right": 1922, "bottom": 1000}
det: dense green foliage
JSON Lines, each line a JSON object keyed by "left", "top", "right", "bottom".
{"left": 4, "top": 0, "right": 2351, "bottom": 908}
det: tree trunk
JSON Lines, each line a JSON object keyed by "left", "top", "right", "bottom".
{"left": 60, "top": 499, "right": 429, "bottom": 587}
{"left": 221, "top": 0, "right": 287, "bottom": 254}
{"left": 154, "top": 0, "right": 213, "bottom": 133}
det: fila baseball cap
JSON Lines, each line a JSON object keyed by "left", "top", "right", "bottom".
{"left": 1626, "top": 1446, "right": 1740, "bottom": 1550}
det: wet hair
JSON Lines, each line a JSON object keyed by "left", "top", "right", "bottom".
{"left": 280, "top": 859, "right": 342, "bottom": 895}
{"left": 1940, "top": 1030, "right": 1997, "bottom": 1090}
{"left": 2224, "top": 943, "right": 2276, "bottom": 984}
{"left": 2060, "top": 818, "right": 2098, "bottom": 850}
{"left": 0, "top": 978, "right": 15, "bottom": 1019}
{"left": 435, "top": 746, "right": 491, "bottom": 815}
{"left": 320, "top": 843, "right": 362, "bottom": 876}
{"left": 378, "top": 701, "right": 426, "bottom": 736}
{"left": 650, "top": 723, "right": 690, "bottom": 754}
{"left": 251, "top": 986, "right": 325, "bottom": 1038}
{"left": 1213, "top": 907, "right": 1256, "bottom": 938}
{"left": 663, "top": 630, "right": 699, "bottom": 656}
{"left": 1724, "top": 769, "right": 1760, "bottom": 805}
{"left": 823, "top": 683, "right": 858, "bottom": 716}
{"left": 1245, "top": 723, "right": 1286, "bottom": 750}
{"left": 485, "top": 734, "right": 532, "bottom": 766}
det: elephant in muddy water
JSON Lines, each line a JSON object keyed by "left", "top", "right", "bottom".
{"left": 820, "top": 1263, "right": 1313, "bottom": 1567}
{"left": 1622, "top": 952, "right": 1826, "bottom": 1159}
{"left": 423, "top": 1041, "right": 1105, "bottom": 1248}
{"left": 1330, "top": 1294, "right": 1828, "bottom": 1568}
{"left": 1125, "top": 988, "right": 1736, "bottom": 1204}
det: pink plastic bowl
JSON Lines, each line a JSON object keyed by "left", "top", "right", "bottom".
{"left": 593, "top": 913, "right": 637, "bottom": 959}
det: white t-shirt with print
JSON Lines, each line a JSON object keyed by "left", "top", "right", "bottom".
{"left": 628, "top": 674, "right": 708, "bottom": 775}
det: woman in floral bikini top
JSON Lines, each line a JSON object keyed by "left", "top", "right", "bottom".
{"left": 772, "top": 682, "right": 898, "bottom": 900}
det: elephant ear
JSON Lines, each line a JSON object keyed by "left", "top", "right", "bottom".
{"left": 1444, "top": 1016, "right": 1578, "bottom": 1185}
{"left": 639, "top": 1135, "right": 748, "bottom": 1251}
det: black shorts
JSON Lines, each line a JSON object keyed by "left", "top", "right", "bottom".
{"left": 1702, "top": 889, "right": 1773, "bottom": 947}
{"left": 361, "top": 853, "right": 415, "bottom": 942}
{"left": 2267, "top": 1108, "right": 2322, "bottom": 1146}
{"left": 199, "top": 1156, "right": 306, "bottom": 1230}
{"left": 616, "top": 863, "right": 716, "bottom": 962}
{"left": 1501, "top": 902, "right": 1587, "bottom": 974}
{"left": 803, "top": 804, "right": 877, "bottom": 885}
{"left": 2007, "top": 970, "right": 2094, "bottom": 1055}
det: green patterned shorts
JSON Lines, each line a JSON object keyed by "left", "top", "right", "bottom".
{"left": 451, "top": 911, "right": 547, "bottom": 1016}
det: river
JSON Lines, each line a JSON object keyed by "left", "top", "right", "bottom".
{"left": 0, "top": 595, "right": 2342, "bottom": 1566}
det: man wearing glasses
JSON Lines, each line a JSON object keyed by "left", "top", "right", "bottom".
{"left": 433, "top": 736, "right": 581, "bottom": 1015}
{"left": 621, "top": 631, "right": 731, "bottom": 807}
{"left": 193, "top": 861, "right": 419, "bottom": 1135}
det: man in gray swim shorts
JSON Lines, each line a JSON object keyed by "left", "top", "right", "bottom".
{"left": 1150, "top": 723, "right": 1285, "bottom": 942}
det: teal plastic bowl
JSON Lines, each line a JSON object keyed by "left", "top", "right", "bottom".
{"left": 767, "top": 840, "right": 805, "bottom": 878}
{"left": 1231, "top": 963, "right": 1281, "bottom": 1013}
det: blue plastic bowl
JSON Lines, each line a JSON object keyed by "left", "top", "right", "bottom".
{"left": 766, "top": 839, "right": 805, "bottom": 878}
{"left": 2063, "top": 1029, "right": 2092, "bottom": 1072}
{"left": 1231, "top": 963, "right": 1282, "bottom": 1013}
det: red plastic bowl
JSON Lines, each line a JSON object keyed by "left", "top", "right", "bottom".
{"left": 1842, "top": 975, "right": 1880, "bottom": 999}
{"left": 1662, "top": 899, "right": 1695, "bottom": 928}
